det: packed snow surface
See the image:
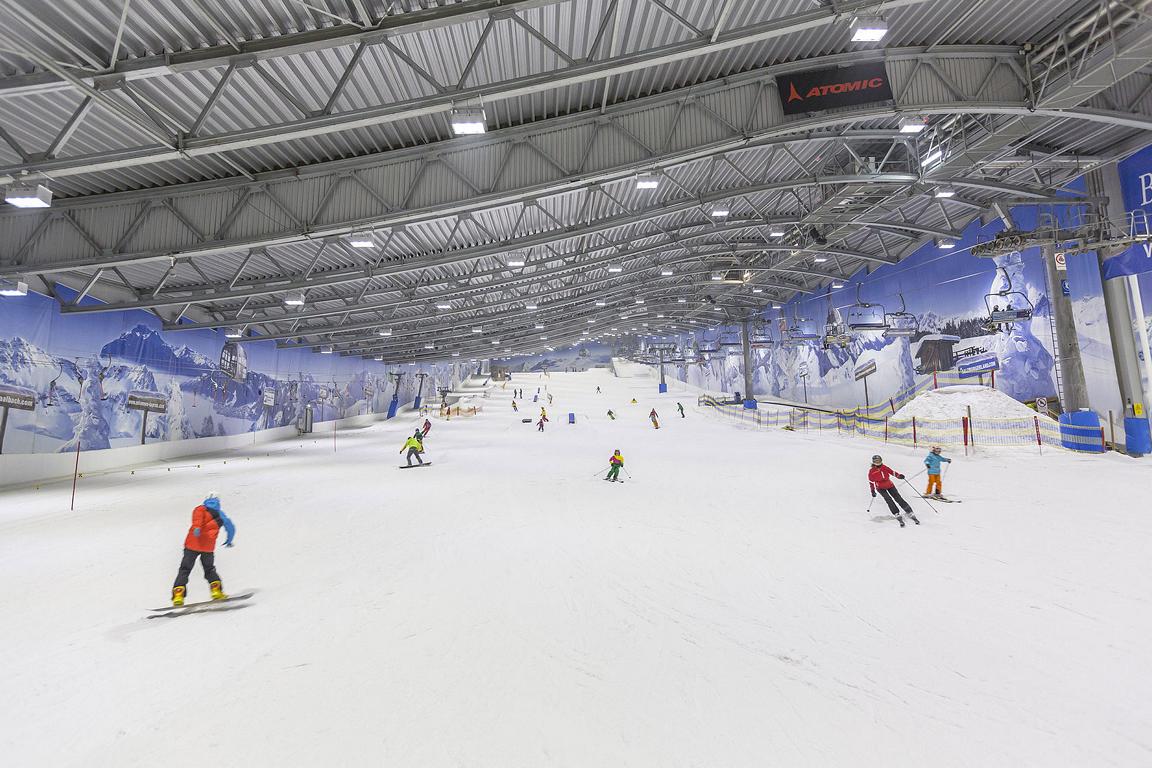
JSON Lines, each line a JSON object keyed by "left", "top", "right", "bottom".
{"left": 892, "top": 384, "right": 1052, "bottom": 422}
{"left": 3, "top": 369, "right": 1151, "bottom": 767}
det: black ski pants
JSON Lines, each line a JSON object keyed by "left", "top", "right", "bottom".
{"left": 877, "top": 486, "right": 912, "bottom": 518}
{"left": 174, "top": 548, "right": 220, "bottom": 588}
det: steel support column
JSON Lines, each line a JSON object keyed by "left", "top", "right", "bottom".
{"left": 1042, "top": 243, "right": 1090, "bottom": 410}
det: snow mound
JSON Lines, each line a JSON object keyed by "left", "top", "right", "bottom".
{"left": 892, "top": 385, "right": 1052, "bottom": 422}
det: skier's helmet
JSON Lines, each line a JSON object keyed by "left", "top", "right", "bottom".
{"left": 871, "top": 455, "right": 883, "bottom": 465}
{"left": 204, "top": 493, "right": 221, "bottom": 511}
{"left": 931, "top": 446, "right": 942, "bottom": 454}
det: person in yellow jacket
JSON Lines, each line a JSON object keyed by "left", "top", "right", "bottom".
{"left": 400, "top": 434, "right": 425, "bottom": 466}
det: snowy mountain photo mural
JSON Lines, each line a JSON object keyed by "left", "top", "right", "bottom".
{"left": 656, "top": 212, "right": 1063, "bottom": 411}
{"left": 0, "top": 289, "right": 471, "bottom": 455}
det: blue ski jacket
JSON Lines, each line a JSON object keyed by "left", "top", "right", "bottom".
{"left": 924, "top": 452, "right": 951, "bottom": 474}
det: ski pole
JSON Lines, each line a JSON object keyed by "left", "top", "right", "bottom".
{"left": 623, "top": 467, "right": 633, "bottom": 478}
{"left": 903, "top": 477, "right": 940, "bottom": 515}
{"left": 866, "top": 495, "right": 876, "bottom": 514}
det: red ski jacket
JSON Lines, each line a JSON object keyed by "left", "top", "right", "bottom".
{"left": 184, "top": 504, "right": 222, "bottom": 552}
{"left": 868, "top": 464, "right": 901, "bottom": 492}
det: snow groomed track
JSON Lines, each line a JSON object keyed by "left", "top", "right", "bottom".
{"left": 2, "top": 369, "right": 1151, "bottom": 767}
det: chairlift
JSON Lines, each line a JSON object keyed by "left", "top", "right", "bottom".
{"left": 698, "top": 333, "right": 721, "bottom": 353}
{"left": 984, "top": 267, "right": 1035, "bottom": 327}
{"left": 96, "top": 352, "right": 113, "bottom": 401}
{"left": 845, "top": 284, "right": 889, "bottom": 331}
{"left": 43, "top": 363, "right": 65, "bottom": 407}
{"left": 748, "top": 323, "right": 774, "bottom": 348}
{"left": 883, "top": 293, "right": 918, "bottom": 338}
{"left": 718, "top": 330, "right": 742, "bottom": 347}
{"left": 784, "top": 308, "right": 821, "bottom": 343}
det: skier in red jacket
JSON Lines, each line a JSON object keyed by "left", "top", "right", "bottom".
{"left": 868, "top": 455, "right": 918, "bottom": 527}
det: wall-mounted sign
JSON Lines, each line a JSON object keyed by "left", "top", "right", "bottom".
{"left": 777, "top": 61, "right": 893, "bottom": 116}
{"left": 853, "top": 360, "right": 878, "bottom": 381}
{"left": 126, "top": 390, "right": 168, "bottom": 413}
{"left": 0, "top": 384, "right": 37, "bottom": 411}
{"left": 957, "top": 353, "right": 1000, "bottom": 378}
{"left": 1036, "top": 396, "right": 1048, "bottom": 413}
{"left": 1054, "top": 252, "right": 1067, "bottom": 271}
{"left": 263, "top": 389, "right": 276, "bottom": 407}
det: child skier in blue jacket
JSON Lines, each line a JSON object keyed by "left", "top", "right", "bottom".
{"left": 924, "top": 446, "right": 952, "bottom": 499}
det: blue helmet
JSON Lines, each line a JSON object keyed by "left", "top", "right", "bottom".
{"left": 203, "top": 494, "right": 221, "bottom": 512}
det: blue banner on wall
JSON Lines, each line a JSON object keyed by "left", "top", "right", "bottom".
{"left": 1102, "top": 143, "right": 1152, "bottom": 280}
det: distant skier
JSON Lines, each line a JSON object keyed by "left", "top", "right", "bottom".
{"left": 401, "top": 434, "right": 425, "bottom": 466}
{"left": 607, "top": 409, "right": 616, "bottom": 420}
{"left": 630, "top": 398, "right": 638, "bottom": 405}
{"left": 547, "top": 393, "right": 553, "bottom": 404}
{"left": 868, "top": 455, "right": 918, "bottom": 527}
{"left": 649, "top": 408, "right": 660, "bottom": 429}
{"left": 676, "top": 402, "right": 685, "bottom": 418}
{"left": 171, "top": 493, "right": 235, "bottom": 606}
{"left": 536, "top": 412, "right": 549, "bottom": 432}
{"left": 421, "top": 418, "right": 432, "bottom": 438}
{"left": 596, "top": 386, "right": 602, "bottom": 394}
{"left": 512, "top": 400, "right": 518, "bottom": 412}
{"left": 605, "top": 450, "right": 624, "bottom": 482}
{"left": 924, "top": 446, "right": 952, "bottom": 499}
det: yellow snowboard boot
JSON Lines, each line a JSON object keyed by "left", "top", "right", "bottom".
{"left": 172, "top": 586, "right": 186, "bottom": 606}
{"left": 209, "top": 580, "right": 227, "bottom": 601}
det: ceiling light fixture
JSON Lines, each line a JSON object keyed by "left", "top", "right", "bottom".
{"left": 283, "top": 291, "right": 306, "bottom": 306}
{"left": 449, "top": 106, "right": 487, "bottom": 135}
{"left": 710, "top": 203, "right": 730, "bottom": 218}
{"left": 223, "top": 327, "right": 243, "bottom": 339}
{"left": 937, "top": 238, "right": 957, "bottom": 249}
{"left": 635, "top": 171, "right": 660, "bottom": 190}
{"left": 0, "top": 278, "right": 29, "bottom": 297}
{"left": 4, "top": 184, "right": 52, "bottom": 208}
{"left": 899, "top": 116, "right": 927, "bottom": 134}
{"left": 348, "top": 231, "right": 375, "bottom": 248}
{"left": 850, "top": 15, "right": 888, "bottom": 42}
{"left": 934, "top": 185, "right": 956, "bottom": 199}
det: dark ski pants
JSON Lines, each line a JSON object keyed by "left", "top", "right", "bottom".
{"left": 174, "top": 548, "right": 219, "bottom": 588}
{"left": 406, "top": 448, "right": 424, "bottom": 466}
{"left": 877, "top": 487, "right": 912, "bottom": 518}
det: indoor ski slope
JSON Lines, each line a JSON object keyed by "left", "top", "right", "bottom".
{"left": 2, "top": 367, "right": 1151, "bottom": 767}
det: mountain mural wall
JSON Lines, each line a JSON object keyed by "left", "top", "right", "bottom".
{"left": 650, "top": 201, "right": 1145, "bottom": 417}
{"left": 0, "top": 289, "right": 472, "bottom": 455}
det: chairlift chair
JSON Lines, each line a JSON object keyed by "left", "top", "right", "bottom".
{"left": 718, "top": 330, "right": 742, "bottom": 347}
{"left": 883, "top": 293, "right": 918, "bottom": 338}
{"left": 698, "top": 333, "right": 721, "bottom": 353}
{"left": 785, "top": 309, "right": 821, "bottom": 342}
{"left": 845, "top": 284, "right": 889, "bottom": 331}
{"left": 984, "top": 267, "right": 1035, "bottom": 327}
{"left": 748, "top": 323, "right": 774, "bottom": 348}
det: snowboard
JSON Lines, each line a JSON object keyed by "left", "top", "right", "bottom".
{"left": 149, "top": 591, "right": 255, "bottom": 618}
{"left": 399, "top": 463, "right": 432, "bottom": 469}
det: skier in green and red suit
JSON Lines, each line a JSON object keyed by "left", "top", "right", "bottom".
{"left": 605, "top": 450, "right": 624, "bottom": 482}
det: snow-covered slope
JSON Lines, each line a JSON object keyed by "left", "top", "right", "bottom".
{"left": 2, "top": 370, "right": 1151, "bottom": 767}
{"left": 892, "top": 384, "right": 1053, "bottom": 421}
